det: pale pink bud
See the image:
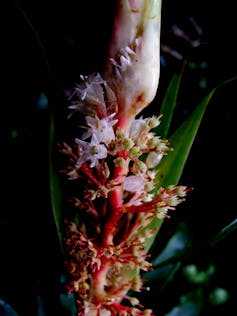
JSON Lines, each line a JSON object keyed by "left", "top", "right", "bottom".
{"left": 103, "top": 0, "right": 162, "bottom": 130}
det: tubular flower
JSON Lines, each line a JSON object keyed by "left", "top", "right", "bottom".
{"left": 58, "top": 0, "right": 190, "bottom": 315}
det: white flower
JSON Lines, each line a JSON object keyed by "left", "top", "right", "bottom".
{"left": 82, "top": 113, "right": 118, "bottom": 144}
{"left": 129, "top": 117, "right": 159, "bottom": 147}
{"left": 75, "top": 134, "right": 107, "bottom": 168}
{"left": 69, "top": 73, "right": 117, "bottom": 118}
{"left": 146, "top": 151, "right": 163, "bottom": 168}
{"left": 123, "top": 174, "right": 145, "bottom": 193}
{"left": 129, "top": 117, "right": 148, "bottom": 140}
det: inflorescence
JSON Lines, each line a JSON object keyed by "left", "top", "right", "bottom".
{"left": 58, "top": 68, "right": 188, "bottom": 315}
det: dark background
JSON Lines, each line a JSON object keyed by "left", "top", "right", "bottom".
{"left": 0, "top": 1, "right": 236, "bottom": 315}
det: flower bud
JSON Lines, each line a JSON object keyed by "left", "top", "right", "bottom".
{"left": 103, "top": 0, "right": 162, "bottom": 130}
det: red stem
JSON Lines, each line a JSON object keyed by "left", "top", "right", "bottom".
{"left": 102, "top": 161, "right": 129, "bottom": 246}
{"left": 102, "top": 117, "right": 132, "bottom": 246}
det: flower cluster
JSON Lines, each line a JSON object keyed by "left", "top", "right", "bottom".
{"left": 59, "top": 71, "right": 188, "bottom": 315}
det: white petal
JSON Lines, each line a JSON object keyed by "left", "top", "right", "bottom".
{"left": 123, "top": 175, "right": 144, "bottom": 192}
{"left": 146, "top": 151, "right": 163, "bottom": 168}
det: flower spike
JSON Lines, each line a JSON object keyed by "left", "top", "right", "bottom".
{"left": 57, "top": 0, "right": 192, "bottom": 315}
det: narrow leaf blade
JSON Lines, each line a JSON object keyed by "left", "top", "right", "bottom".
{"left": 154, "top": 64, "right": 185, "bottom": 139}
{"left": 144, "top": 88, "right": 216, "bottom": 252}
{"left": 156, "top": 91, "right": 214, "bottom": 189}
{"left": 49, "top": 113, "right": 64, "bottom": 254}
{"left": 156, "top": 76, "right": 237, "bottom": 189}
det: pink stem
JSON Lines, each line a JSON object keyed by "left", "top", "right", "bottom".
{"left": 91, "top": 257, "right": 110, "bottom": 304}
{"left": 103, "top": 161, "right": 129, "bottom": 246}
{"left": 102, "top": 118, "right": 132, "bottom": 246}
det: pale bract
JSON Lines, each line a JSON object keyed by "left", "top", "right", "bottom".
{"left": 103, "top": 0, "right": 162, "bottom": 130}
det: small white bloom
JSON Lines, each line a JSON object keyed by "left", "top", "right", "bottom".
{"left": 142, "top": 193, "right": 153, "bottom": 202}
{"left": 123, "top": 174, "right": 145, "bottom": 193}
{"left": 67, "top": 168, "right": 80, "bottom": 180}
{"left": 75, "top": 134, "right": 107, "bottom": 168}
{"left": 146, "top": 151, "right": 163, "bottom": 168}
{"left": 69, "top": 73, "right": 118, "bottom": 118}
{"left": 83, "top": 113, "right": 117, "bottom": 144}
{"left": 176, "top": 185, "right": 187, "bottom": 197}
{"left": 129, "top": 118, "right": 147, "bottom": 140}
{"left": 132, "top": 160, "right": 147, "bottom": 174}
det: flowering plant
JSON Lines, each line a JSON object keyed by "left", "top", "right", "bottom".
{"left": 47, "top": 1, "right": 235, "bottom": 315}
{"left": 1, "top": 1, "right": 237, "bottom": 316}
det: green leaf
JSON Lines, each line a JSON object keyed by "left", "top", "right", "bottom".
{"left": 154, "top": 63, "right": 185, "bottom": 139}
{"left": 138, "top": 67, "right": 184, "bottom": 250}
{"left": 142, "top": 217, "right": 237, "bottom": 289}
{"left": 143, "top": 223, "right": 190, "bottom": 287}
{"left": 207, "top": 217, "right": 237, "bottom": 247}
{"left": 144, "top": 77, "right": 237, "bottom": 253}
{"left": 49, "top": 113, "right": 64, "bottom": 254}
{"left": 155, "top": 91, "right": 213, "bottom": 189}
{"left": 144, "top": 90, "right": 214, "bottom": 252}
{"left": 156, "top": 77, "right": 236, "bottom": 189}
